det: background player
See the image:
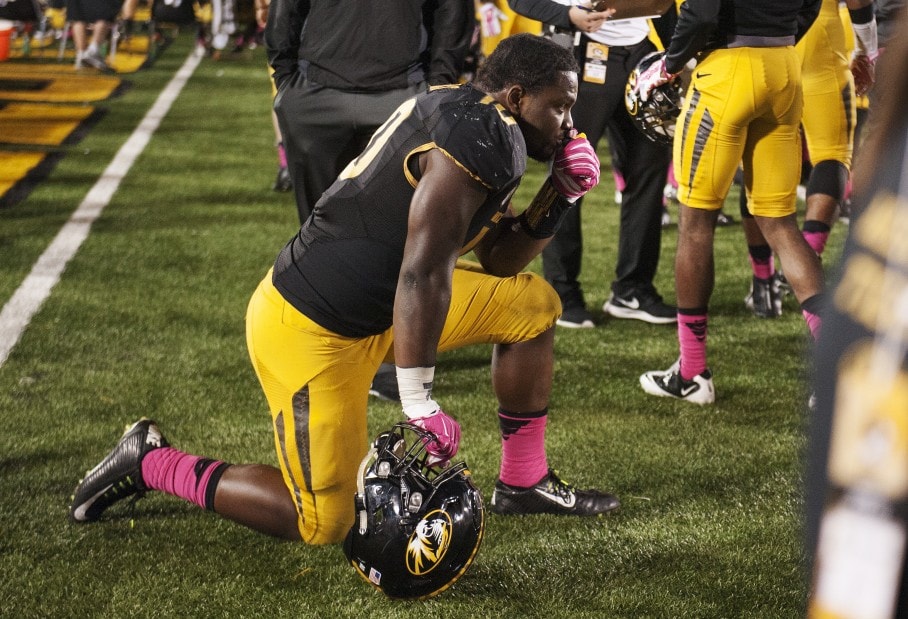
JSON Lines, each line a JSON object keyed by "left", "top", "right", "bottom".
{"left": 636, "top": 0, "right": 826, "bottom": 405}
{"left": 741, "top": 0, "right": 877, "bottom": 319}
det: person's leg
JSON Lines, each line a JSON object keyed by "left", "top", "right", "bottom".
{"left": 89, "top": 19, "right": 110, "bottom": 51}
{"left": 541, "top": 199, "right": 592, "bottom": 327}
{"left": 244, "top": 273, "right": 383, "bottom": 543}
{"left": 71, "top": 21, "right": 87, "bottom": 66}
{"left": 802, "top": 161, "right": 849, "bottom": 254}
{"left": 438, "top": 262, "right": 619, "bottom": 515}
{"left": 79, "top": 18, "right": 112, "bottom": 70}
{"left": 71, "top": 273, "right": 383, "bottom": 545}
{"left": 754, "top": 213, "right": 825, "bottom": 340}
{"left": 540, "top": 74, "right": 610, "bottom": 327}
{"left": 740, "top": 197, "right": 784, "bottom": 318}
{"left": 747, "top": 61, "right": 824, "bottom": 342}
{"left": 798, "top": 4, "right": 856, "bottom": 250}
{"left": 639, "top": 47, "right": 757, "bottom": 404}
{"left": 268, "top": 67, "right": 291, "bottom": 192}
{"left": 274, "top": 83, "right": 357, "bottom": 224}
{"left": 603, "top": 112, "right": 675, "bottom": 324}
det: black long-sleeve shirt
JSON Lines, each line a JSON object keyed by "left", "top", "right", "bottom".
{"left": 265, "top": 0, "right": 473, "bottom": 92}
{"left": 664, "top": 0, "right": 822, "bottom": 74}
{"left": 507, "top": 0, "right": 677, "bottom": 48}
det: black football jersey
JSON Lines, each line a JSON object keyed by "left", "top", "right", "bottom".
{"left": 272, "top": 84, "right": 527, "bottom": 337}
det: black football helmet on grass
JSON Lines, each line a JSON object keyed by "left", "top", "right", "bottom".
{"left": 342, "top": 422, "right": 485, "bottom": 599}
{"left": 625, "top": 51, "right": 684, "bottom": 145}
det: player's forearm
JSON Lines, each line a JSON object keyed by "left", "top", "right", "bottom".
{"left": 474, "top": 216, "right": 549, "bottom": 277}
{"left": 392, "top": 267, "right": 453, "bottom": 368}
{"left": 508, "top": 0, "right": 573, "bottom": 29}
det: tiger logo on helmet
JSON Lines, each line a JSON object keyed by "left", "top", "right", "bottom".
{"left": 625, "top": 51, "right": 685, "bottom": 145}
{"left": 343, "top": 423, "right": 485, "bottom": 599}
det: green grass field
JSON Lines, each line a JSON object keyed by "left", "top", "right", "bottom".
{"left": 0, "top": 33, "right": 845, "bottom": 617}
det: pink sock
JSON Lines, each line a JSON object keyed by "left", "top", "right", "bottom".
{"left": 498, "top": 409, "right": 548, "bottom": 487}
{"left": 749, "top": 254, "right": 775, "bottom": 280}
{"left": 141, "top": 447, "right": 229, "bottom": 510}
{"left": 678, "top": 311, "right": 708, "bottom": 380}
{"left": 802, "top": 309, "right": 822, "bottom": 340}
{"left": 612, "top": 169, "right": 626, "bottom": 193}
{"left": 803, "top": 230, "right": 829, "bottom": 255}
{"left": 277, "top": 143, "right": 288, "bottom": 168}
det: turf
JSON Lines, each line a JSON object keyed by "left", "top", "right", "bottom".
{"left": 0, "top": 33, "right": 845, "bottom": 618}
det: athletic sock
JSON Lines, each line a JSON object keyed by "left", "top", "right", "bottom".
{"left": 678, "top": 309, "right": 708, "bottom": 380}
{"left": 497, "top": 408, "right": 548, "bottom": 488}
{"left": 612, "top": 169, "right": 626, "bottom": 193}
{"left": 277, "top": 142, "right": 287, "bottom": 169}
{"left": 141, "top": 447, "right": 230, "bottom": 510}
{"left": 802, "top": 220, "right": 831, "bottom": 256}
{"left": 747, "top": 244, "right": 775, "bottom": 280}
{"left": 801, "top": 293, "right": 825, "bottom": 340}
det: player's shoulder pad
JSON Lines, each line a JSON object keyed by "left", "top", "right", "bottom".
{"left": 425, "top": 87, "right": 527, "bottom": 191}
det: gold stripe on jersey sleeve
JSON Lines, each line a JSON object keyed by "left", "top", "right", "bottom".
{"left": 436, "top": 146, "right": 495, "bottom": 190}
{"left": 403, "top": 142, "right": 494, "bottom": 191}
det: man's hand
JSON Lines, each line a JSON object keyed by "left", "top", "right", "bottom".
{"left": 568, "top": 5, "right": 615, "bottom": 34}
{"left": 851, "top": 51, "right": 878, "bottom": 97}
{"left": 550, "top": 133, "right": 600, "bottom": 202}
{"left": 635, "top": 55, "right": 675, "bottom": 103}
{"left": 410, "top": 409, "right": 461, "bottom": 467}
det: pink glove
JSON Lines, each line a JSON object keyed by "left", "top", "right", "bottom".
{"left": 410, "top": 409, "right": 461, "bottom": 467}
{"left": 550, "top": 133, "right": 600, "bottom": 202}
{"left": 636, "top": 55, "right": 674, "bottom": 103}
{"left": 850, "top": 51, "right": 878, "bottom": 97}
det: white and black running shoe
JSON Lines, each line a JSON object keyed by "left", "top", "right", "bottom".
{"left": 640, "top": 364, "right": 715, "bottom": 405}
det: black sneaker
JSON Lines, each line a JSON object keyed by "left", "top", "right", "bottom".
{"left": 744, "top": 273, "right": 783, "bottom": 318}
{"left": 716, "top": 212, "right": 735, "bottom": 226}
{"left": 556, "top": 305, "right": 595, "bottom": 329}
{"left": 368, "top": 363, "right": 400, "bottom": 402}
{"left": 490, "top": 469, "right": 619, "bottom": 516}
{"left": 272, "top": 166, "right": 292, "bottom": 192}
{"left": 639, "top": 363, "right": 715, "bottom": 405}
{"left": 603, "top": 291, "right": 677, "bottom": 324}
{"left": 71, "top": 419, "right": 169, "bottom": 522}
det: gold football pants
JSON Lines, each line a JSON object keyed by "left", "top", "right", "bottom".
{"left": 245, "top": 260, "right": 559, "bottom": 544}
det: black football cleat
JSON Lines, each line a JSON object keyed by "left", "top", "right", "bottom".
{"left": 744, "top": 273, "right": 783, "bottom": 318}
{"left": 490, "top": 469, "right": 619, "bottom": 516}
{"left": 71, "top": 419, "right": 168, "bottom": 522}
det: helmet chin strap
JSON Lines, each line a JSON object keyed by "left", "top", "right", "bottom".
{"left": 356, "top": 445, "right": 378, "bottom": 534}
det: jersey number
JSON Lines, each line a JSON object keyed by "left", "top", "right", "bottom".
{"left": 339, "top": 98, "right": 418, "bottom": 181}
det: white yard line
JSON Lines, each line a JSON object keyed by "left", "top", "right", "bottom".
{"left": 0, "top": 48, "right": 204, "bottom": 368}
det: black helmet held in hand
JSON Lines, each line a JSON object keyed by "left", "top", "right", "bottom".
{"left": 343, "top": 422, "right": 485, "bottom": 599}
